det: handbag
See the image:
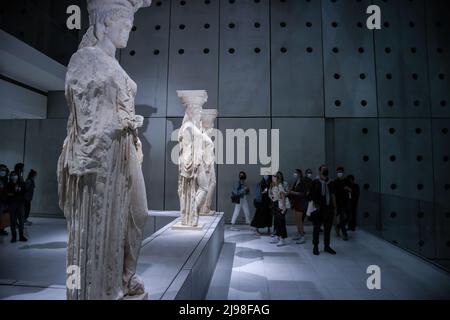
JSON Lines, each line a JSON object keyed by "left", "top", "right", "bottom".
{"left": 306, "top": 201, "right": 316, "bottom": 217}
{"left": 231, "top": 195, "right": 240, "bottom": 204}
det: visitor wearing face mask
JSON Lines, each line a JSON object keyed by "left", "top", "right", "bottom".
{"left": 230, "top": 171, "right": 251, "bottom": 231}
{"left": 24, "top": 169, "right": 37, "bottom": 226}
{"left": 288, "top": 169, "right": 308, "bottom": 244}
{"left": 7, "top": 172, "right": 27, "bottom": 242}
{"left": 333, "top": 166, "right": 351, "bottom": 241}
{"left": 269, "top": 172, "right": 288, "bottom": 247}
{"left": 14, "top": 163, "right": 25, "bottom": 183}
{"left": 251, "top": 175, "right": 272, "bottom": 234}
{"left": 0, "top": 164, "right": 10, "bottom": 236}
{"left": 347, "top": 175, "right": 360, "bottom": 231}
{"left": 309, "top": 165, "right": 337, "bottom": 255}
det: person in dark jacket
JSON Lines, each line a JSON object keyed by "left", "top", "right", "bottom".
{"left": 14, "top": 163, "right": 25, "bottom": 183}
{"left": 251, "top": 175, "right": 272, "bottom": 234}
{"left": 347, "top": 175, "right": 360, "bottom": 231}
{"left": 24, "top": 169, "right": 37, "bottom": 226}
{"left": 333, "top": 166, "right": 352, "bottom": 241}
{"left": 310, "top": 165, "right": 337, "bottom": 255}
{"left": 0, "top": 164, "right": 9, "bottom": 236}
{"left": 7, "top": 171, "right": 27, "bottom": 242}
{"left": 288, "top": 169, "right": 308, "bottom": 244}
{"left": 230, "top": 171, "right": 251, "bottom": 231}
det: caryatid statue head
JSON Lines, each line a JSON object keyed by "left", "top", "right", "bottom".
{"left": 79, "top": 0, "right": 152, "bottom": 49}
{"left": 201, "top": 109, "right": 218, "bottom": 131}
{"left": 177, "top": 90, "right": 208, "bottom": 127}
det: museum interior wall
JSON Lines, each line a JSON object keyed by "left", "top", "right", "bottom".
{"left": 0, "top": 0, "right": 449, "bottom": 266}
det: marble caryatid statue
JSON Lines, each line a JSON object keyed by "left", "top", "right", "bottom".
{"left": 177, "top": 90, "right": 209, "bottom": 227}
{"left": 200, "top": 109, "right": 218, "bottom": 215}
{"left": 57, "top": 0, "right": 152, "bottom": 300}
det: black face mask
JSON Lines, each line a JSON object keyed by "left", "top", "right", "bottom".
{"left": 322, "top": 169, "right": 329, "bottom": 177}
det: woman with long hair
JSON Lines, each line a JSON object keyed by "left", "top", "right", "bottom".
{"left": 269, "top": 172, "right": 288, "bottom": 246}
{"left": 288, "top": 169, "right": 308, "bottom": 244}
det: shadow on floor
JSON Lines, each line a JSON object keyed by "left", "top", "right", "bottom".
{"left": 19, "top": 241, "right": 67, "bottom": 250}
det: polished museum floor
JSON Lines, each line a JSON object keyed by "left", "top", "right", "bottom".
{"left": 0, "top": 218, "right": 449, "bottom": 300}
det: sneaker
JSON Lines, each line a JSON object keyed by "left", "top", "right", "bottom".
{"left": 24, "top": 220, "right": 32, "bottom": 226}
{"left": 276, "top": 239, "right": 286, "bottom": 247}
{"left": 292, "top": 233, "right": 301, "bottom": 241}
{"left": 313, "top": 246, "right": 319, "bottom": 255}
{"left": 296, "top": 235, "right": 306, "bottom": 244}
{"left": 324, "top": 246, "right": 336, "bottom": 255}
{"left": 270, "top": 237, "right": 279, "bottom": 244}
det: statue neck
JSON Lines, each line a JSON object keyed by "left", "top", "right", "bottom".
{"left": 96, "top": 37, "right": 116, "bottom": 58}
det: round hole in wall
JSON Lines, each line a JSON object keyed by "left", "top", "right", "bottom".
{"left": 331, "top": 21, "right": 338, "bottom": 28}
{"left": 357, "top": 22, "right": 363, "bottom": 28}
{"left": 155, "top": 25, "right": 161, "bottom": 30}
{"left": 129, "top": 50, "right": 136, "bottom": 56}
{"left": 437, "top": 48, "right": 443, "bottom": 54}
{"left": 363, "top": 155, "right": 369, "bottom": 162}
{"left": 446, "top": 212, "right": 450, "bottom": 219}
{"left": 414, "top": 100, "right": 421, "bottom": 107}
{"left": 446, "top": 241, "right": 450, "bottom": 247}
{"left": 132, "top": 26, "right": 137, "bottom": 32}
{"left": 390, "top": 155, "right": 396, "bottom": 162}
{"left": 203, "top": 48, "right": 210, "bottom": 54}
{"left": 443, "top": 156, "right": 449, "bottom": 162}
{"left": 417, "top": 155, "right": 423, "bottom": 162}
{"left": 386, "top": 73, "right": 393, "bottom": 80}
{"left": 280, "top": 22, "right": 287, "bottom": 28}
{"left": 415, "top": 128, "right": 422, "bottom": 134}
{"left": 390, "top": 211, "right": 397, "bottom": 218}
{"left": 334, "top": 100, "right": 341, "bottom": 107}
{"left": 364, "top": 212, "right": 370, "bottom": 218}
{"left": 204, "top": 23, "right": 210, "bottom": 29}
{"left": 419, "top": 240, "right": 425, "bottom": 247}
{"left": 179, "top": 24, "right": 185, "bottom": 30}
{"left": 306, "top": 47, "right": 313, "bottom": 53}
{"left": 412, "top": 73, "right": 418, "bottom": 80}
{"left": 358, "top": 47, "right": 364, "bottom": 54}
{"left": 254, "top": 47, "right": 261, "bottom": 54}
{"left": 385, "top": 47, "right": 391, "bottom": 54}
{"left": 384, "top": 21, "right": 390, "bottom": 28}
{"left": 364, "top": 184, "right": 370, "bottom": 190}
{"left": 153, "top": 49, "right": 160, "bottom": 55}
{"left": 445, "top": 184, "right": 450, "bottom": 191}
{"left": 228, "top": 48, "right": 235, "bottom": 54}
{"left": 439, "top": 73, "right": 446, "bottom": 80}
{"left": 229, "top": 22, "right": 235, "bottom": 29}
{"left": 361, "top": 100, "right": 368, "bottom": 107}
{"left": 441, "top": 100, "right": 447, "bottom": 107}
{"left": 362, "top": 128, "right": 369, "bottom": 134}
{"left": 334, "top": 73, "right": 340, "bottom": 79}
{"left": 178, "top": 49, "right": 184, "bottom": 55}
{"left": 389, "top": 128, "right": 396, "bottom": 134}
{"left": 254, "top": 22, "right": 261, "bottom": 28}
{"left": 417, "top": 183, "right": 424, "bottom": 190}
{"left": 409, "top": 21, "right": 415, "bottom": 28}
{"left": 388, "top": 100, "right": 394, "bottom": 107}
{"left": 306, "top": 22, "right": 312, "bottom": 28}
{"left": 333, "top": 47, "right": 339, "bottom": 53}
{"left": 360, "top": 73, "right": 366, "bottom": 79}
{"left": 411, "top": 47, "right": 417, "bottom": 54}
{"left": 156, "top": 1, "right": 162, "bottom": 6}
{"left": 442, "top": 128, "right": 449, "bottom": 135}
{"left": 390, "top": 183, "right": 397, "bottom": 190}
{"left": 180, "top": 0, "right": 186, "bottom": 6}
{"left": 418, "top": 211, "right": 425, "bottom": 218}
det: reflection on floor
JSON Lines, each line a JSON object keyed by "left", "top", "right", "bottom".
{"left": 1, "top": 218, "right": 450, "bottom": 300}
{"left": 206, "top": 225, "right": 450, "bottom": 300}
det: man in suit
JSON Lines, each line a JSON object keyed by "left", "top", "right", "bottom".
{"left": 310, "top": 165, "right": 337, "bottom": 255}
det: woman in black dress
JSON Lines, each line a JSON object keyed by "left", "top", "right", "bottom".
{"left": 288, "top": 169, "right": 309, "bottom": 244}
{"left": 251, "top": 175, "right": 272, "bottom": 234}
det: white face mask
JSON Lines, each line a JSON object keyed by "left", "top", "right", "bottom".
{"left": 337, "top": 172, "right": 344, "bottom": 178}
{"left": 293, "top": 173, "right": 298, "bottom": 178}
{"left": 306, "top": 173, "right": 312, "bottom": 178}
{"left": 0, "top": 171, "right": 6, "bottom": 177}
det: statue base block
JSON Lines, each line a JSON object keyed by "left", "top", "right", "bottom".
{"left": 199, "top": 210, "right": 215, "bottom": 216}
{"left": 171, "top": 222, "right": 204, "bottom": 231}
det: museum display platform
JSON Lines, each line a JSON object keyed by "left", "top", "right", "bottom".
{"left": 0, "top": 212, "right": 224, "bottom": 300}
